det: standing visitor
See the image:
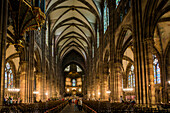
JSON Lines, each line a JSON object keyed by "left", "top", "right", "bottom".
{"left": 120, "top": 96, "right": 124, "bottom": 103}
{"left": 74, "top": 99, "right": 78, "bottom": 111}
{"left": 78, "top": 99, "right": 83, "bottom": 111}
{"left": 68, "top": 99, "right": 72, "bottom": 105}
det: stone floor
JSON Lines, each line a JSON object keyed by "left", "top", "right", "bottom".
{"left": 60, "top": 104, "right": 86, "bottom": 113}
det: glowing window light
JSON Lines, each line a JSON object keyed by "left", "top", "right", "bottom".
{"left": 116, "top": 0, "right": 121, "bottom": 8}
{"left": 72, "top": 79, "right": 76, "bottom": 86}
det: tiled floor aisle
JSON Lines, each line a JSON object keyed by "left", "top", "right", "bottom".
{"left": 60, "top": 104, "right": 86, "bottom": 113}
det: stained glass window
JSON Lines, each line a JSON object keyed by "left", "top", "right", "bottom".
{"left": 104, "top": 0, "right": 109, "bottom": 33}
{"left": 64, "top": 65, "right": 70, "bottom": 72}
{"left": 116, "top": 0, "right": 121, "bottom": 8}
{"left": 72, "top": 79, "right": 76, "bottom": 87}
{"left": 46, "top": 21, "right": 49, "bottom": 46}
{"left": 97, "top": 24, "right": 99, "bottom": 48}
{"left": 92, "top": 45, "right": 94, "bottom": 58}
{"left": 153, "top": 55, "right": 161, "bottom": 84}
{"left": 128, "top": 65, "right": 135, "bottom": 88}
{"left": 77, "top": 65, "right": 82, "bottom": 72}
{"left": 5, "top": 62, "right": 14, "bottom": 88}
{"left": 5, "top": 72, "right": 7, "bottom": 88}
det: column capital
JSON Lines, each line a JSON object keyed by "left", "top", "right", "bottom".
{"left": 144, "top": 37, "right": 154, "bottom": 45}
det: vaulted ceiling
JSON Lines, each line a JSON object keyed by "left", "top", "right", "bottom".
{"left": 46, "top": 0, "right": 101, "bottom": 63}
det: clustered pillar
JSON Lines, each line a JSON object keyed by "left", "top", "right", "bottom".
{"left": 0, "top": 0, "right": 8, "bottom": 105}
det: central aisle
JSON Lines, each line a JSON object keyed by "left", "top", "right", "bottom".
{"left": 60, "top": 104, "right": 86, "bottom": 113}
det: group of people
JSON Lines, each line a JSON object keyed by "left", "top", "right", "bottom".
{"left": 68, "top": 98, "right": 83, "bottom": 111}
{"left": 4, "top": 96, "right": 21, "bottom": 105}
{"left": 120, "top": 96, "right": 136, "bottom": 104}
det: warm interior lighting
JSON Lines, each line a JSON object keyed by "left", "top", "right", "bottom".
{"left": 106, "top": 90, "right": 111, "bottom": 94}
{"left": 168, "top": 81, "right": 170, "bottom": 84}
{"left": 72, "top": 88, "right": 76, "bottom": 90}
{"left": 67, "top": 88, "right": 70, "bottom": 92}
{"left": 79, "top": 88, "right": 81, "bottom": 92}
{"left": 45, "top": 92, "right": 48, "bottom": 95}
{"left": 8, "top": 88, "right": 20, "bottom": 92}
{"left": 93, "top": 93, "right": 95, "bottom": 96}
{"left": 33, "top": 91, "right": 39, "bottom": 94}
{"left": 123, "top": 88, "right": 133, "bottom": 91}
{"left": 98, "top": 92, "right": 101, "bottom": 95}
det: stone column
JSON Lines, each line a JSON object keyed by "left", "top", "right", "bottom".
{"left": 99, "top": 61, "right": 107, "bottom": 101}
{"left": 36, "top": 72, "right": 42, "bottom": 101}
{"left": 0, "top": 0, "right": 8, "bottom": 105}
{"left": 109, "top": 61, "right": 114, "bottom": 102}
{"left": 101, "top": 64, "right": 109, "bottom": 101}
{"left": 41, "top": 25, "right": 46, "bottom": 101}
{"left": 114, "top": 62, "right": 123, "bottom": 102}
{"left": 132, "top": 0, "right": 147, "bottom": 105}
{"left": 20, "top": 61, "right": 28, "bottom": 103}
{"left": 144, "top": 37, "right": 155, "bottom": 105}
{"left": 28, "top": 31, "right": 35, "bottom": 103}
{"left": 48, "top": 19, "right": 52, "bottom": 98}
{"left": 108, "top": 0, "right": 116, "bottom": 102}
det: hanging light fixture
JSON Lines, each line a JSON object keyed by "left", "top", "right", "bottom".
{"left": 33, "top": 91, "right": 39, "bottom": 94}
{"left": 98, "top": 92, "right": 101, "bottom": 95}
{"left": 45, "top": 92, "right": 48, "bottom": 95}
{"left": 8, "top": 88, "right": 20, "bottom": 92}
{"left": 106, "top": 90, "right": 111, "bottom": 94}
{"left": 123, "top": 88, "right": 133, "bottom": 91}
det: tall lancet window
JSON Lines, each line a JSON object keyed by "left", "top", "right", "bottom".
{"left": 97, "top": 24, "right": 99, "bottom": 48}
{"left": 116, "top": 0, "right": 121, "bottom": 8}
{"left": 72, "top": 79, "right": 76, "bottom": 87}
{"left": 104, "top": 0, "right": 109, "bottom": 33}
{"left": 46, "top": 21, "right": 49, "bottom": 46}
{"left": 153, "top": 55, "right": 161, "bottom": 84}
{"left": 128, "top": 65, "right": 135, "bottom": 88}
{"left": 5, "top": 62, "right": 14, "bottom": 88}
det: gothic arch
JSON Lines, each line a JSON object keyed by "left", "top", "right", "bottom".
{"left": 116, "top": 25, "right": 132, "bottom": 62}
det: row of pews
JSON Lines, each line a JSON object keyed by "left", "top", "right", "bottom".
{"left": 0, "top": 100, "right": 68, "bottom": 113}
{"left": 83, "top": 100, "right": 170, "bottom": 113}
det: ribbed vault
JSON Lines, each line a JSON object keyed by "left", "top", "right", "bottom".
{"left": 46, "top": 0, "right": 101, "bottom": 61}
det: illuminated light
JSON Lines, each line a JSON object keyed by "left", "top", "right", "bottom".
{"left": 33, "top": 91, "right": 39, "bottom": 94}
{"left": 72, "top": 88, "right": 76, "bottom": 90}
{"left": 93, "top": 93, "right": 95, "bottom": 96}
{"left": 106, "top": 90, "right": 111, "bottom": 94}
{"left": 168, "top": 81, "right": 170, "bottom": 84}
{"left": 98, "top": 92, "right": 101, "bottom": 95}
{"left": 123, "top": 88, "right": 133, "bottom": 91}
{"left": 79, "top": 88, "right": 81, "bottom": 92}
{"left": 45, "top": 92, "right": 48, "bottom": 95}
{"left": 67, "top": 89, "right": 70, "bottom": 92}
{"left": 8, "top": 88, "right": 20, "bottom": 92}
